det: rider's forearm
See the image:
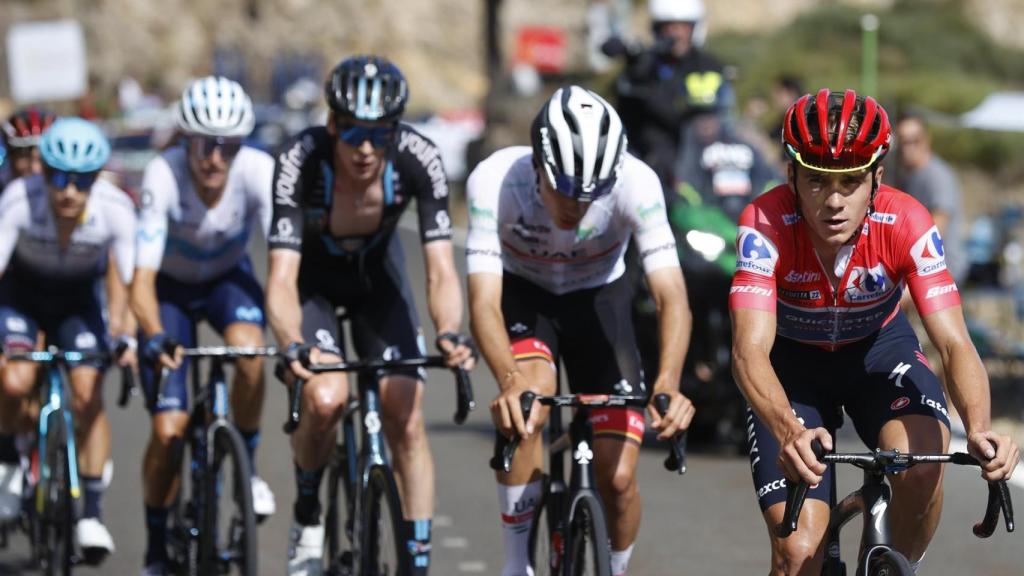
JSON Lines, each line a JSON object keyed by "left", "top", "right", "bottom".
{"left": 469, "top": 284, "right": 518, "bottom": 392}
{"left": 941, "top": 339, "right": 992, "bottom": 435}
{"left": 106, "top": 275, "right": 131, "bottom": 338}
{"left": 266, "top": 277, "right": 304, "bottom": 348}
{"left": 426, "top": 261, "right": 464, "bottom": 336}
{"left": 652, "top": 278, "right": 690, "bottom": 391}
{"left": 130, "top": 274, "right": 164, "bottom": 337}
{"left": 733, "top": 347, "right": 803, "bottom": 442}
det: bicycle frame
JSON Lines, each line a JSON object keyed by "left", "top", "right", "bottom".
{"left": 821, "top": 463, "right": 894, "bottom": 574}
{"left": 36, "top": 360, "right": 81, "bottom": 509}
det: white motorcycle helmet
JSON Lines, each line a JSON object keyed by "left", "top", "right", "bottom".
{"left": 649, "top": 0, "right": 708, "bottom": 48}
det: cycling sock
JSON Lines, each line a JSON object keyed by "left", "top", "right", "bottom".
{"left": 144, "top": 506, "right": 169, "bottom": 565}
{"left": 0, "top": 434, "right": 18, "bottom": 464}
{"left": 81, "top": 474, "right": 104, "bottom": 520}
{"left": 610, "top": 543, "right": 635, "bottom": 576}
{"left": 238, "top": 428, "right": 260, "bottom": 473}
{"left": 293, "top": 462, "right": 324, "bottom": 525}
{"left": 406, "top": 518, "right": 432, "bottom": 575}
{"left": 498, "top": 481, "right": 541, "bottom": 576}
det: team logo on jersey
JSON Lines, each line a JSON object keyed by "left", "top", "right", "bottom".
{"left": 75, "top": 332, "right": 97, "bottom": 350}
{"left": 869, "top": 212, "right": 897, "bottom": 225}
{"left": 736, "top": 227, "right": 778, "bottom": 277}
{"left": 911, "top": 226, "right": 947, "bottom": 276}
{"left": 845, "top": 263, "right": 890, "bottom": 303}
{"left": 784, "top": 270, "right": 821, "bottom": 283}
{"left": 5, "top": 317, "right": 27, "bottom": 333}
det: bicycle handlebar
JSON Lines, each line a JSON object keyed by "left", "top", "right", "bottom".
{"left": 775, "top": 440, "right": 1015, "bottom": 538}
{"left": 282, "top": 355, "right": 475, "bottom": 434}
{"left": 489, "top": 392, "right": 688, "bottom": 475}
{"left": 8, "top": 346, "right": 138, "bottom": 409}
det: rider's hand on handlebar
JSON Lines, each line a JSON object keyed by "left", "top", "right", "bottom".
{"left": 490, "top": 372, "right": 537, "bottom": 440}
{"left": 283, "top": 342, "right": 322, "bottom": 383}
{"left": 143, "top": 333, "right": 183, "bottom": 371}
{"left": 436, "top": 332, "right": 477, "bottom": 371}
{"left": 647, "top": 388, "right": 694, "bottom": 441}
{"left": 113, "top": 335, "right": 138, "bottom": 369}
{"left": 778, "top": 427, "right": 833, "bottom": 487}
{"left": 968, "top": 430, "right": 1021, "bottom": 482}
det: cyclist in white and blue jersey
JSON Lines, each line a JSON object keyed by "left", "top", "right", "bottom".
{"left": 0, "top": 118, "right": 137, "bottom": 562}
{"left": 131, "top": 76, "right": 275, "bottom": 576}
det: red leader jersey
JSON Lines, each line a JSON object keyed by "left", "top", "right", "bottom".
{"left": 729, "top": 183, "right": 961, "bottom": 350}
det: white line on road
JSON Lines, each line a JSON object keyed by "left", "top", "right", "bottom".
{"left": 433, "top": 514, "right": 453, "bottom": 528}
{"left": 441, "top": 536, "right": 469, "bottom": 548}
{"left": 457, "top": 561, "right": 488, "bottom": 572}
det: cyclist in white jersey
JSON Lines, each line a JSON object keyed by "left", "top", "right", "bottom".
{"left": 467, "top": 86, "right": 694, "bottom": 576}
{"left": 0, "top": 118, "right": 136, "bottom": 562}
{"left": 131, "top": 76, "right": 275, "bottom": 576}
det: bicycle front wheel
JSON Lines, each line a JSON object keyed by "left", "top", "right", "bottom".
{"left": 567, "top": 493, "right": 611, "bottom": 576}
{"left": 200, "top": 425, "right": 258, "bottom": 576}
{"left": 41, "top": 409, "right": 73, "bottom": 576}
{"left": 359, "top": 465, "right": 407, "bottom": 576}
{"left": 868, "top": 550, "right": 914, "bottom": 576}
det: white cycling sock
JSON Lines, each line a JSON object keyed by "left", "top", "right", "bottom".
{"left": 498, "top": 481, "right": 541, "bottom": 576}
{"left": 610, "top": 543, "right": 635, "bottom": 576}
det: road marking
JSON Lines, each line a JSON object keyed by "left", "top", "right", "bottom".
{"left": 949, "top": 437, "right": 1024, "bottom": 491}
{"left": 441, "top": 536, "right": 468, "bottom": 548}
{"left": 457, "top": 561, "right": 488, "bottom": 572}
{"left": 433, "top": 514, "right": 453, "bottom": 528}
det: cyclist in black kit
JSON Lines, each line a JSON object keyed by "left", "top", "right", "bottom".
{"left": 266, "top": 55, "right": 475, "bottom": 576}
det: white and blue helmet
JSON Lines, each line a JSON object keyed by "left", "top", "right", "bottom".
{"left": 176, "top": 76, "right": 255, "bottom": 137}
{"left": 39, "top": 117, "right": 111, "bottom": 173}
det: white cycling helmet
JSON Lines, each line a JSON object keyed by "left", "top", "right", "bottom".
{"left": 176, "top": 76, "right": 255, "bottom": 138}
{"left": 530, "top": 86, "right": 626, "bottom": 202}
{"left": 649, "top": 0, "right": 708, "bottom": 48}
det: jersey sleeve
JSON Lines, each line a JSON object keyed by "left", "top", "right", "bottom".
{"left": 729, "top": 201, "right": 781, "bottom": 313}
{"left": 0, "top": 181, "right": 30, "bottom": 275}
{"left": 246, "top": 148, "right": 275, "bottom": 238}
{"left": 106, "top": 187, "right": 138, "bottom": 285}
{"left": 620, "top": 158, "right": 680, "bottom": 273}
{"left": 396, "top": 127, "right": 453, "bottom": 244}
{"left": 268, "top": 132, "right": 314, "bottom": 252}
{"left": 464, "top": 156, "right": 503, "bottom": 276}
{"left": 135, "top": 156, "right": 174, "bottom": 271}
{"left": 896, "top": 197, "right": 961, "bottom": 315}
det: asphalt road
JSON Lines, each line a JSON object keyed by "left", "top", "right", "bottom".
{"left": 0, "top": 224, "right": 1021, "bottom": 575}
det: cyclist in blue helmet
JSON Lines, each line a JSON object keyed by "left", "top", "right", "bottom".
{"left": 0, "top": 117, "right": 137, "bottom": 564}
{"left": 268, "top": 55, "right": 475, "bottom": 576}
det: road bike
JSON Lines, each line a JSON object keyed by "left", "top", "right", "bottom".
{"left": 285, "top": 353, "right": 474, "bottom": 576}
{"left": 776, "top": 439, "right": 1015, "bottom": 575}
{"left": 491, "top": 392, "right": 687, "bottom": 576}
{"left": 154, "top": 345, "right": 279, "bottom": 576}
{"left": 0, "top": 346, "right": 131, "bottom": 575}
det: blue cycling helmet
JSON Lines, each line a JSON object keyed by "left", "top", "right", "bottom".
{"left": 39, "top": 117, "right": 111, "bottom": 173}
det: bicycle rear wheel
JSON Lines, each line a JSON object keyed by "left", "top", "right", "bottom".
{"left": 200, "top": 425, "right": 257, "bottom": 576}
{"left": 359, "top": 465, "right": 407, "bottom": 576}
{"left": 528, "top": 482, "right": 563, "bottom": 576}
{"left": 40, "top": 409, "right": 73, "bottom": 576}
{"left": 868, "top": 550, "right": 914, "bottom": 576}
{"left": 567, "top": 493, "right": 611, "bottom": 576}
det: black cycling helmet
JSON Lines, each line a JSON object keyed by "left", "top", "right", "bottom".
{"left": 325, "top": 55, "right": 408, "bottom": 123}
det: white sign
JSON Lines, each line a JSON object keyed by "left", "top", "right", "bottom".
{"left": 6, "top": 20, "right": 88, "bottom": 104}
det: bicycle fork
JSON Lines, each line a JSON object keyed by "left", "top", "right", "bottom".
{"left": 826, "top": 467, "right": 895, "bottom": 575}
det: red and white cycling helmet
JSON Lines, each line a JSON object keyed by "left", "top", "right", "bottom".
{"left": 2, "top": 107, "right": 58, "bottom": 149}
{"left": 783, "top": 88, "right": 891, "bottom": 173}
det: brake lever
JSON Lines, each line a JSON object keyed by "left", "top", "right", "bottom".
{"left": 653, "top": 393, "right": 687, "bottom": 475}
{"left": 452, "top": 367, "right": 475, "bottom": 425}
{"left": 775, "top": 440, "right": 825, "bottom": 538}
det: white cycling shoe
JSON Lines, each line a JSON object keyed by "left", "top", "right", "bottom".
{"left": 288, "top": 522, "right": 325, "bottom": 576}
{"left": 251, "top": 475, "right": 276, "bottom": 518}
{"left": 76, "top": 517, "right": 115, "bottom": 556}
{"left": 0, "top": 462, "right": 23, "bottom": 521}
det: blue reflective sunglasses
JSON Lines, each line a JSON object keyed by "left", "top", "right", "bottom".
{"left": 45, "top": 168, "right": 100, "bottom": 191}
{"left": 336, "top": 122, "right": 397, "bottom": 149}
{"left": 552, "top": 172, "right": 616, "bottom": 202}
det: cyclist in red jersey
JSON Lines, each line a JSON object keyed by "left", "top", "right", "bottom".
{"left": 731, "top": 89, "right": 1019, "bottom": 574}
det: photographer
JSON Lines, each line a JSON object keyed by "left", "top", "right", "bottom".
{"left": 605, "top": 0, "right": 729, "bottom": 190}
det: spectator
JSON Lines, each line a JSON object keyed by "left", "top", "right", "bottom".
{"left": 895, "top": 113, "right": 968, "bottom": 283}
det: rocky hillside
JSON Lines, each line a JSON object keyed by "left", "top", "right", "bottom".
{"left": 2, "top": 0, "right": 1023, "bottom": 111}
